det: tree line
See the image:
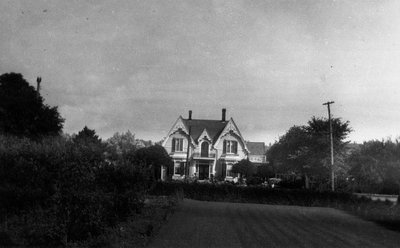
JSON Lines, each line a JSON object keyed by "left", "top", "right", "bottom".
{"left": 266, "top": 116, "right": 400, "bottom": 193}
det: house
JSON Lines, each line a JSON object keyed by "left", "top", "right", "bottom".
{"left": 162, "top": 109, "right": 249, "bottom": 181}
{"left": 246, "top": 141, "right": 267, "bottom": 165}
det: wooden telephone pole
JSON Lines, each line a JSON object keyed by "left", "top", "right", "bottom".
{"left": 323, "top": 101, "right": 335, "bottom": 191}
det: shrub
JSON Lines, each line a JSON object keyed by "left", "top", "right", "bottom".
{"left": 20, "top": 209, "right": 65, "bottom": 247}
{"left": 150, "top": 181, "right": 365, "bottom": 207}
{"left": 0, "top": 134, "right": 152, "bottom": 246}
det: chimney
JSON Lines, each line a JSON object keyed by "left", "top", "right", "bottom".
{"left": 188, "top": 110, "right": 192, "bottom": 120}
{"left": 222, "top": 108, "right": 226, "bottom": 122}
{"left": 36, "top": 77, "right": 41, "bottom": 93}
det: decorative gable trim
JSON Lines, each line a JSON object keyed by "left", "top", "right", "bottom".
{"left": 162, "top": 116, "right": 187, "bottom": 147}
{"left": 162, "top": 116, "right": 196, "bottom": 147}
{"left": 197, "top": 129, "right": 212, "bottom": 143}
{"left": 214, "top": 118, "right": 249, "bottom": 153}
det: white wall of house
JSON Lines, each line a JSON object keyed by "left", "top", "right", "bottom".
{"left": 214, "top": 133, "right": 247, "bottom": 159}
{"left": 213, "top": 133, "right": 247, "bottom": 180}
{"left": 249, "top": 155, "right": 266, "bottom": 163}
{"left": 164, "top": 131, "right": 189, "bottom": 154}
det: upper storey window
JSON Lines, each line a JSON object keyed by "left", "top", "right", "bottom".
{"left": 172, "top": 138, "right": 184, "bottom": 152}
{"left": 223, "top": 140, "right": 238, "bottom": 154}
{"left": 201, "top": 142, "right": 209, "bottom": 157}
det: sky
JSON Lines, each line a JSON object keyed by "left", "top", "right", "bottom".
{"left": 1, "top": 0, "right": 399, "bottom": 144}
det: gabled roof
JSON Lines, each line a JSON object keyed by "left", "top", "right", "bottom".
{"left": 162, "top": 111, "right": 248, "bottom": 154}
{"left": 246, "top": 142, "right": 265, "bottom": 156}
{"left": 182, "top": 118, "right": 227, "bottom": 144}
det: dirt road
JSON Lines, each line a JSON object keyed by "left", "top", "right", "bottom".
{"left": 148, "top": 199, "right": 400, "bottom": 248}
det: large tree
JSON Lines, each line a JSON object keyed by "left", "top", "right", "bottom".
{"left": 0, "top": 73, "right": 64, "bottom": 137}
{"left": 267, "top": 117, "right": 352, "bottom": 189}
{"left": 305, "top": 117, "right": 352, "bottom": 181}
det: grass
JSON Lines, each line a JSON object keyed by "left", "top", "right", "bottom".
{"left": 151, "top": 181, "right": 400, "bottom": 233}
{"left": 339, "top": 199, "right": 400, "bottom": 232}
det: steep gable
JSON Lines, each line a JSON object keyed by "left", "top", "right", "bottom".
{"left": 162, "top": 116, "right": 193, "bottom": 147}
{"left": 214, "top": 118, "right": 249, "bottom": 153}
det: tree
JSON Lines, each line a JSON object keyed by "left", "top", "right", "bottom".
{"left": 72, "top": 126, "right": 105, "bottom": 165}
{"left": 256, "top": 164, "right": 275, "bottom": 181}
{"left": 267, "top": 126, "right": 310, "bottom": 174}
{"left": 306, "top": 117, "right": 352, "bottom": 185}
{"left": 73, "top": 126, "right": 102, "bottom": 145}
{"left": 133, "top": 145, "right": 173, "bottom": 181}
{"left": 347, "top": 139, "right": 400, "bottom": 194}
{"left": 106, "top": 131, "right": 137, "bottom": 162}
{"left": 267, "top": 117, "right": 352, "bottom": 189}
{"left": 231, "top": 159, "right": 256, "bottom": 179}
{"left": 0, "top": 73, "right": 64, "bottom": 138}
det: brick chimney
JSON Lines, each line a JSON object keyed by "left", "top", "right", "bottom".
{"left": 188, "top": 110, "right": 192, "bottom": 120}
{"left": 222, "top": 108, "right": 226, "bottom": 122}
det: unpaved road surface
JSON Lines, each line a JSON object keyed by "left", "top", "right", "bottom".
{"left": 148, "top": 199, "right": 400, "bottom": 248}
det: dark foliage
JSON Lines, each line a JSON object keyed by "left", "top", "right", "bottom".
{"left": 133, "top": 145, "right": 173, "bottom": 181}
{"left": 0, "top": 133, "right": 152, "bottom": 246}
{"left": 255, "top": 164, "right": 275, "bottom": 180}
{"left": 347, "top": 139, "right": 400, "bottom": 194}
{"left": 0, "top": 73, "right": 64, "bottom": 138}
{"left": 267, "top": 117, "right": 352, "bottom": 189}
{"left": 105, "top": 131, "right": 137, "bottom": 162}
{"left": 151, "top": 181, "right": 360, "bottom": 206}
{"left": 231, "top": 159, "right": 256, "bottom": 178}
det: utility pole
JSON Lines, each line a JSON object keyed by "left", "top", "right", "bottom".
{"left": 323, "top": 101, "right": 335, "bottom": 191}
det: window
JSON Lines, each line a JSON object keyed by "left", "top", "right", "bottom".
{"left": 226, "top": 163, "right": 236, "bottom": 177}
{"left": 223, "top": 140, "right": 238, "bottom": 154}
{"left": 201, "top": 142, "right": 209, "bottom": 157}
{"left": 174, "top": 162, "right": 185, "bottom": 175}
{"left": 172, "top": 138, "right": 184, "bottom": 152}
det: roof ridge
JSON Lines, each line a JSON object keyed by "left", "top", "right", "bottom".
{"left": 183, "top": 118, "right": 226, "bottom": 122}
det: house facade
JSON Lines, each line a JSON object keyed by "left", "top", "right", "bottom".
{"left": 162, "top": 109, "right": 249, "bottom": 181}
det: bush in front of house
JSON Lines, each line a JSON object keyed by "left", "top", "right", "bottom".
{"left": 150, "top": 181, "right": 361, "bottom": 207}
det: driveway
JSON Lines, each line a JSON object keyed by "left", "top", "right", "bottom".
{"left": 148, "top": 199, "right": 400, "bottom": 248}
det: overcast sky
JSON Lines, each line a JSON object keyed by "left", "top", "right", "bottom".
{"left": 1, "top": 0, "right": 399, "bottom": 143}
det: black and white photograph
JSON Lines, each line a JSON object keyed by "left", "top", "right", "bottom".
{"left": 1, "top": 0, "right": 400, "bottom": 247}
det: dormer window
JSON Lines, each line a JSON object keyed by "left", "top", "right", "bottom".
{"left": 223, "top": 140, "right": 238, "bottom": 154}
{"left": 172, "top": 138, "right": 184, "bottom": 152}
